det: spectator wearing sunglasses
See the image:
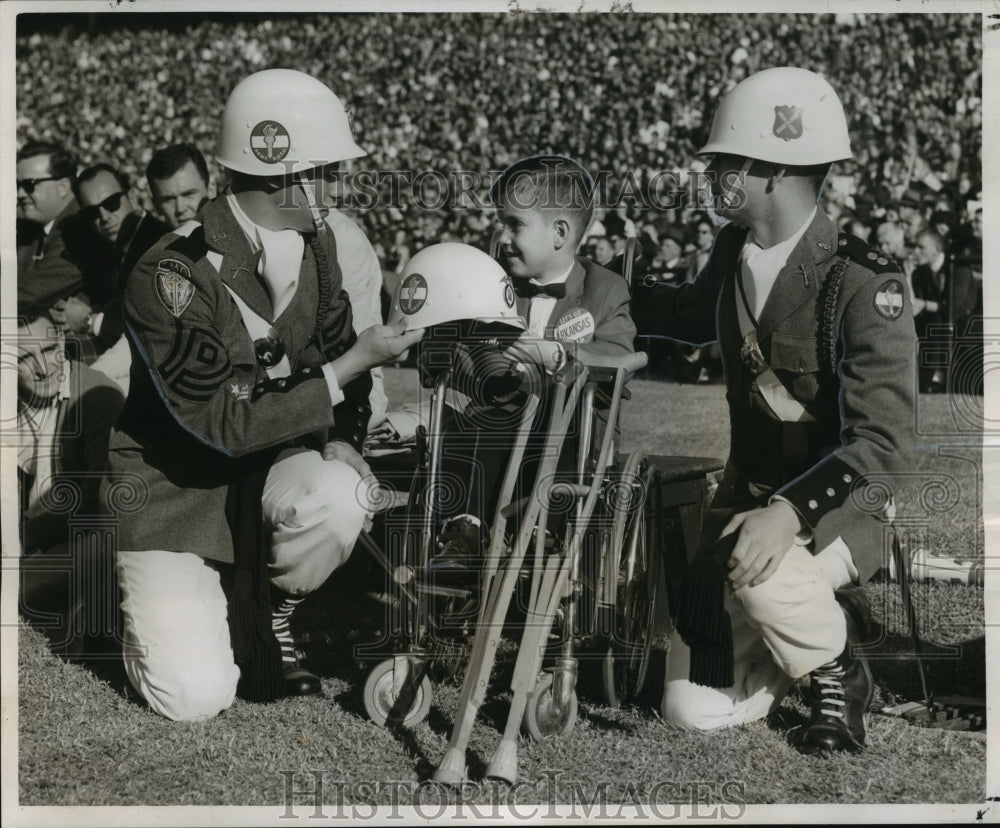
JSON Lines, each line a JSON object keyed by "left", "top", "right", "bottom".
{"left": 16, "top": 141, "right": 115, "bottom": 355}
{"left": 55, "top": 164, "right": 171, "bottom": 392}
{"left": 64, "top": 165, "right": 170, "bottom": 350}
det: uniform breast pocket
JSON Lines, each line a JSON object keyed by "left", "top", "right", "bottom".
{"left": 769, "top": 332, "right": 821, "bottom": 400}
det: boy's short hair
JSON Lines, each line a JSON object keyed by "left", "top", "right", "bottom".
{"left": 490, "top": 155, "right": 596, "bottom": 246}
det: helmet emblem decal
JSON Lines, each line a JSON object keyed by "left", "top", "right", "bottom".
{"left": 399, "top": 273, "right": 428, "bottom": 315}
{"left": 250, "top": 120, "right": 291, "bottom": 163}
{"left": 773, "top": 105, "right": 804, "bottom": 141}
{"left": 503, "top": 278, "right": 516, "bottom": 309}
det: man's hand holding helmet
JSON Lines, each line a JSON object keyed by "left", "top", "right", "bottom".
{"left": 350, "top": 317, "right": 424, "bottom": 372}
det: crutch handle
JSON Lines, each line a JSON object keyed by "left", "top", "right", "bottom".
{"left": 572, "top": 350, "right": 648, "bottom": 374}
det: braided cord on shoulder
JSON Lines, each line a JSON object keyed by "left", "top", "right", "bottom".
{"left": 306, "top": 224, "right": 333, "bottom": 352}
{"left": 818, "top": 256, "right": 851, "bottom": 377}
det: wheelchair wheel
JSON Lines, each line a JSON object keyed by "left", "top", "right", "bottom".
{"left": 601, "top": 458, "right": 660, "bottom": 708}
{"left": 521, "top": 671, "right": 578, "bottom": 740}
{"left": 363, "top": 658, "right": 433, "bottom": 727}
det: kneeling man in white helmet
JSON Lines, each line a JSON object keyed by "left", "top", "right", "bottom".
{"left": 105, "top": 69, "right": 422, "bottom": 720}
{"left": 632, "top": 67, "right": 917, "bottom": 754}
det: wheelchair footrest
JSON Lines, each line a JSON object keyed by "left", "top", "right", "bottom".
{"left": 412, "top": 579, "right": 474, "bottom": 599}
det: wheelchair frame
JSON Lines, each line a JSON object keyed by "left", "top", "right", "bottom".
{"left": 356, "top": 345, "right": 722, "bottom": 784}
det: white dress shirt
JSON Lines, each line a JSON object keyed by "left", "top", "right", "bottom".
{"left": 741, "top": 206, "right": 817, "bottom": 320}
{"left": 526, "top": 262, "right": 574, "bottom": 338}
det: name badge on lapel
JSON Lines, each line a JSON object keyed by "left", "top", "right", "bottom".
{"left": 554, "top": 308, "right": 595, "bottom": 342}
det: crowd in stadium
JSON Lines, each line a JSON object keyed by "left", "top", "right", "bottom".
{"left": 17, "top": 12, "right": 982, "bottom": 291}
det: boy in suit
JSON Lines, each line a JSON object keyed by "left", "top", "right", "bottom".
{"left": 430, "top": 155, "right": 635, "bottom": 564}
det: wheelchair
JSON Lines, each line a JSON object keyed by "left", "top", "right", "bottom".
{"left": 356, "top": 350, "right": 720, "bottom": 783}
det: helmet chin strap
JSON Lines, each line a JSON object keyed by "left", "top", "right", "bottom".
{"left": 293, "top": 169, "right": 327, "bottom": 233}
{"left": 721, "top": 157, "right": 754, "bottom": 210}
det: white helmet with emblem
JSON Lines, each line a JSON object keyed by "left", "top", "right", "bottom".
{"left": 388, "top": 243, "right": 526, "bottom": 331}
{"left": 216, "top": 68, "right": 365, "bottom": 176}
{"left": 698, "top": 66, "right": 852, "bottom": 166}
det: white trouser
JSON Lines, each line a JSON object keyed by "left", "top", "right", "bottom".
{"left": 117, "top": 448, "right": 369, "bottom": 721}
{"left": 661, "top": 538, "right": 857, "bottom": 731}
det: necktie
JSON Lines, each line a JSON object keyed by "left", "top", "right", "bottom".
{"left": 33, "top": 230, "right": 47, "bottom": 261}
{"left": 514, "top": 281, "right": 566, "bottom": 299}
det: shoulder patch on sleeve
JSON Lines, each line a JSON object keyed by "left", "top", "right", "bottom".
{"left": 837, "top": 233, "right": 901, "bottom": 274}
{"left": 155, "top": 258, "right": 195, "bottom": 317}
{"left": 874, "top": 279, "right": 906, "bottom": 320}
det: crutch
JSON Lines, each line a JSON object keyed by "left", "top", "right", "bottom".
{"left": 485, "top": 351, "right": 647, "bottom": 783}
{"left": 433, "top": 367, "right": 584, "bottom": 784}
{"left": 478, "top": 388, "right": 541, "bottom": 621}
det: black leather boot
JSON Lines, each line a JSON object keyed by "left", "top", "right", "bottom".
{"left": 796, "top": 588, "right": 873, "bottom": 754}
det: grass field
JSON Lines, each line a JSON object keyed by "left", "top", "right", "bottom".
{"left": 13, "top": 368, "right": 988, "bottom": 815}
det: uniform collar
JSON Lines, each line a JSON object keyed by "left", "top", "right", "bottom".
{"left": 200, "top": 195, "right": 274, "bottom": 319}
{"left": 201, "top": 195, "right": 259, "bottom": 257}
{"left": 754, "top": 208, "right": 839, "bottom": 336}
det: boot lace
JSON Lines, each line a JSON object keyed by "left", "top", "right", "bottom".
{"left": 812, "top": 659, "right": 847, "bottom": 720}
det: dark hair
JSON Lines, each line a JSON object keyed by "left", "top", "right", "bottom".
{"left": 146, "top": 143, "right": 209, "bottom": 186}
{"left": 17, "top": 140, "right": 77, "bottom": 182}
{"left": 73, "top": 163, "right": 130, "bottom": 198}
{"left": 490, "top": 155, "right": 596, "bottom": 246}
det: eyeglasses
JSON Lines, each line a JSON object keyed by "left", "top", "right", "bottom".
{"left": 17, "top": 177, "right": 58, "bottom": 195}
{"left": 79, "top": 192, "right": 126, "bottom": 222}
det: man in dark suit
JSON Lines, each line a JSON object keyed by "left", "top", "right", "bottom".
{"left": 146, "top": 143, "right": 213, "bottom": 230}
{"left": 910, "top": 229, "right": 978, "bottom": 392}
{"left": 57, "top": 164, "right": 170, "bottom": 351}
{"left": 16, "top": 141, "right": 115, "bottom": 362}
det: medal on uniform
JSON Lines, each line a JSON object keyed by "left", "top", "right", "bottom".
{"left": 740, "top": 330, "right": 767, "bottom": 376}
{"left": 254, "top": 328, "right": 286, "bottom": 369}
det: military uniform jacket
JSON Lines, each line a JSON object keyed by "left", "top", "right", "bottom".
{"left": 107, "top": 197, "right": 372, "bottom": 563}
{"left": 633, "top": 210, "right": 917, "bottom": 580}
